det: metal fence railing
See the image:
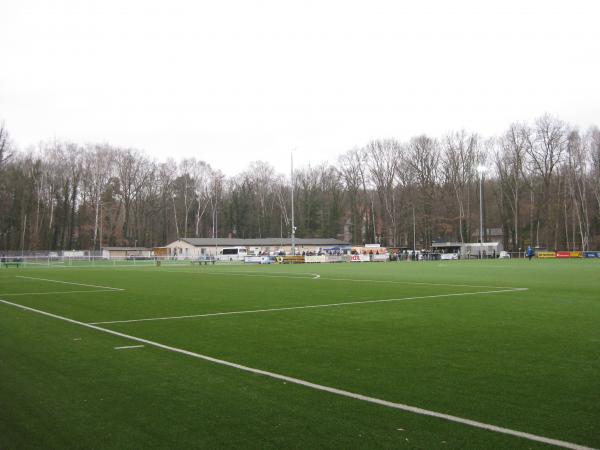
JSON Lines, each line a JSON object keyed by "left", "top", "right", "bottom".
{"left": 2, "top": 250, "right": 595, "bottom": 269}
{"left": 0, "top": 255, "right": 246, "bottom": 268}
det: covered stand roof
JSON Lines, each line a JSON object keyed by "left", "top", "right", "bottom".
{"left": 177, "top": 238, "right": 350, "bottom": 247}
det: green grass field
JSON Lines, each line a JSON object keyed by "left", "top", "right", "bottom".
{"left": 1, "top": 259, "right": 598, "bottom": 449}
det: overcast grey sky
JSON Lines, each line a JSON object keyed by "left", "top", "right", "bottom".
{"left": 1, "top": 0, "right": 599, "bottom": 175}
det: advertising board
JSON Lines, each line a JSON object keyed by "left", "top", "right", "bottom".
{"left": 350, "top": 254, "right": 370, "bottom": 262}
{"left": 440, "top": 253, "right": 459, "bottom": 260}
{"left": 305, "top": 255, "right": 327, "bottom": 263}
{"left": 372, "top": 254, "right": 389, "bottom": 262}
{"left": 244, "top": 256, "right": 272, "bottom": 264}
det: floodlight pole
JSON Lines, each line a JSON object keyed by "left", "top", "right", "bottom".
{"left": 477, "top": 166, "right": 486, "bottom": 247}
{"left": 212, "top": 181, "right": 219, "bottom": 259}
{"left": 479, "top": 172, "right": 484, "bottom": 245}
{"left": 412, "top": 206, "right": 416, "bottom": 257}
{"left": 291, "top": 151, "right": 296, "bottom": 256}
{"left": 21, "top": 214, "right": 27, "bottom": 257}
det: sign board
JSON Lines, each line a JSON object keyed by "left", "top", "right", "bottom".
{"left": 305, "top": 255, "right": 327, "bottom": 263}
{"left": 552, "top": 251, "right": 582, "bottom": 258}
{"left": 244, "top": 256, "right": 271, "bottom": 264}
{"left": 440, "top": 253, "right": 459, "bottom": 260}
{"left": 537, "top": 252, "right": 556, "bottom": 258}
{"left": 372, "top": 254, "right": 389, "bottom": 262}
{"left": 350, "top": 254, "right": 370, "bottom": 262}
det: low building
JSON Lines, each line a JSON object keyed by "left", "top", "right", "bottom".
{"left": 432, "top": 241, "right": 504, "bottom": 258}
{"left": 101, "top": 247, "right": 153, "bottom": 259}
{"left": 164, "top": 238, "right": 350, "bottom": 258}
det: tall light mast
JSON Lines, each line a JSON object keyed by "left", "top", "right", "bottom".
{"left": 477, "top": 165, "right": 487, "bottom": 246}
{"left": 290, "top": 151, "right": 296, "bottom": 256}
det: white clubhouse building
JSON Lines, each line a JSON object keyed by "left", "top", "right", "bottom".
{"left": 163, "top": 237, "right": 350, "bottom": 258}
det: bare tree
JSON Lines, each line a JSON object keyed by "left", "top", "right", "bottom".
{"left": 191, "top": 160, "right": 212, "bottom": 238}
{"left": 86, "top": 145, "right": 115, "bottom": 250}
{"left": 153, "top": 159, "right": 177, "bottom": 240}
{"left": 2, "top": 114, "right": 600, "bottom": 253}
{"left": 407, "top": 135, "right": 440, "bottom": 248}
{"left": 365, "top": 139, "right": 401, "bottom": 245}
{"left": 494, "top": 123, "right": 529, "bottom": 249}
{"left": 246, "top": 161, "right": 277, "bottom": 238}
{"left": 176, "top": 159, "right": 196, "bottom": 239}
{"left": 524, "top": 114, "right": 568, "bottom": 247}
{"left": 116, "top": 149, "right": 153, "bottom": 245}
{"left": 209, "top": 170, "right": 225, "bottom": 239}
{"left": 339, "top": 148, "right": 369, "bottom": 243}
{"left": 564, "top": 130, "right": 591, "bottom": 250}
{"left": 442, "top": 131, "right": 480, "bottom": 242}
{"left": 588, "top": 127, "right": 600, "bottom": 216}
{"left": 0, "top": 121, "right": 13, "bottom": 170}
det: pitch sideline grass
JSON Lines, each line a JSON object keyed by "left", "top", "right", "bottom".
{"left": 3, "top": 258, "right": 593, "bottom": 448}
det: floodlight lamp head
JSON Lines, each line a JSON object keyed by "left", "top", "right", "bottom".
{"left": 476, "top": 165, "right": 487, "bottom": 174}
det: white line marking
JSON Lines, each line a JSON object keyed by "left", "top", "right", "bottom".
{"left": 163, "top": 270, "right": 322, "bottom": 281}
{"left": 321, "top": 276, "right": 522, "bottom": 290}
{"left": 163, "top": 269, "right": 521, "bottom": 289}
{"left": 0, "top": 297, "right": 593, "bottom": 450}
{"left": 51, "top": 263, "right": 153, "bottom": 269}
{"left": 0, "top": 289, "right": 121, "bottom": 296}
{"left": 114, "top": 345, "right": 144, "bottom": 350}
{"left": 15, "top": 276, "right": 124, "bottom": 291}
{"left": 89, "top": 288, "right": 527, "bottom": 325}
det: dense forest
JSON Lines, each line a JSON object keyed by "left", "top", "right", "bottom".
{"left": 1, "top": 114, "right": 599, "bottom": 252}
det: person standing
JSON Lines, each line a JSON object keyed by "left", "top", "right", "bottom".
{"left": 527, "top": 246, "right": 534, "bottom": 261}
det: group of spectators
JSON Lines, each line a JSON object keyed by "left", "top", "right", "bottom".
{"left": 301, "top": 250, "right": 323, "bottom": 256}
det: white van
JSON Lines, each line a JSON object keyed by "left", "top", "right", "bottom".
{"left": 218, "top": 246, "right": 248, "bottom": 261}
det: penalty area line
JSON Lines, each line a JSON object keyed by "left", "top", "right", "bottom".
{"left": 15, "top": 275, "right": 124, "bottom": 291}
{"left": 162, "top": 269, "right": 522, "bottom": 290}
{"left": 89, "top": 287, "right": 528, "bottom": 325}
{"left": 163, "top": 269, "right": 322, "bottom": 280}
{"left": 0, "top": 289, "right": 123, "bottom": 296}
{"left": 0, "top": 297, "right": 593, "bottom": 450}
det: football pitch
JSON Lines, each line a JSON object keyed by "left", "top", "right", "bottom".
{"left": 1, "top": 260, "right": 598, "bottom": 449}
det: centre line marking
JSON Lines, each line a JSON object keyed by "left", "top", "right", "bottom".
{"left": 0, "top": 297, "right": 593, "bottom": 450}
{"left": 163, "top": 270, "right": 322, "bottom": 280}
{"left": 114, "top": 345, "right": 144, "bottom": 350}
{"left": 15, "top": 276, "right": 124, "bottom": 291}
{"left": 162, "top": 269, "right": 522, "bottom": 289}
{"left": 0, "top": 290, "right": 122, "bottom": 296}
{"left": 88, "top": 288, "right": 527, "bottom": 325}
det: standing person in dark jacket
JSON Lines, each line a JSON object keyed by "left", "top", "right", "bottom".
{"left": 526, "top": 246, "right": 534, "bottom": 261}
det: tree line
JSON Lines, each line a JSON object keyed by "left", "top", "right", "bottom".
{"left": 1, "top": 114, "right": 599, "bottom": 252}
